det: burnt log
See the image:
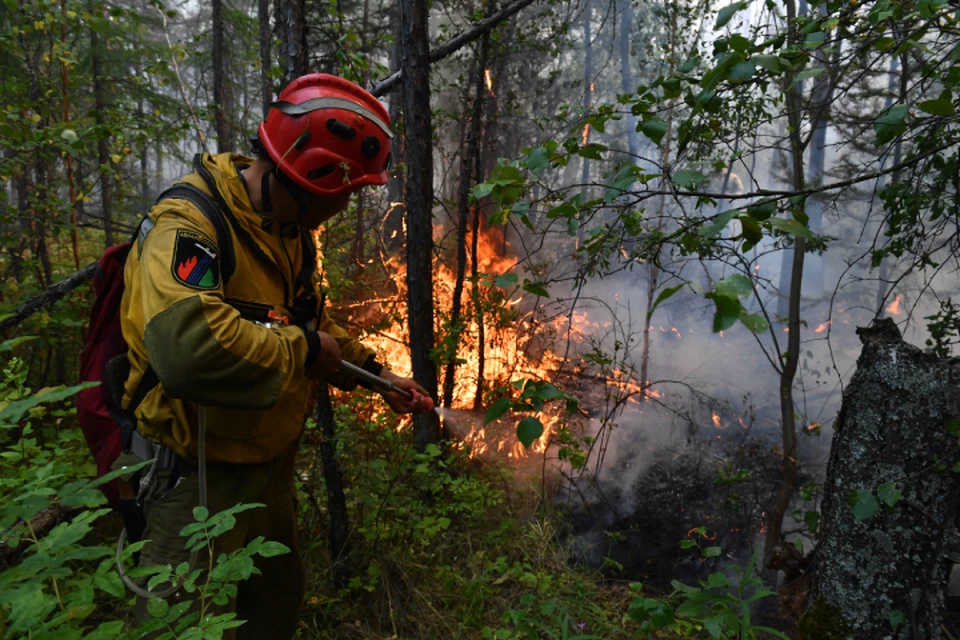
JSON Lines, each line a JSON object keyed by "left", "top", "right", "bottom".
{"left": 808, "top": 318, "right": 960, "bottom": 638}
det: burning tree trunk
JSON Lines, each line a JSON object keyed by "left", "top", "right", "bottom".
{"left": 443, "top": 21, "right": 490, "bottom": 410}
{"left": 400, "top": 0, "right": 441, "bottom": 448}
{"left": 807, "top": 318, "right": 960, "bottom": 637}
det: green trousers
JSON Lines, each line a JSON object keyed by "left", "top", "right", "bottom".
{"left": 135, "top": 442, "right": 304, "bottom": 639}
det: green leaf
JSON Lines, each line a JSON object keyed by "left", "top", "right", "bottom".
{"left": 671, "top": 169, "right": 708, "bottom": 189}
{"left": 874, "top": 104, "right": 908, "bottom": 146}
{"left": 877, "top": 482, "right": 902, "bottom": 508}
{"left": 703, "top": 615, "right": 724, "bottom": 638}
{"left": 193, "top": 506, "right": 209, "bottom": 522}
{"left": 0, "top": 382, "right": 99, "bottom": 425}
{"left": 484, "top": 397, "right": 512, "bottom": 425}
{"left": 258, "top": 541, "right": 291, "bottom": 558}
{"left": 516, "top": 417, "right": 544, "bottom": 448}
{"left": 715, "top": 1, "right": 748, "bottom": 29}
{"left": 753, "top": 55, "right": 783, "bottom": 73}
{"left": 146, "top": 596, "right": 169, "bottom": 618}
{"left": 641, "top": 117, "right": 668, "bottom": 146}
{"left": 715, "top": 274, "right": 753, "bottom": 298}
{"left": 706, "top": 293, "right": 742, "bottom": 333}
{"left": 795, "top": 67, "right": 825, "bottom": 82}
{"left": 522, "top": 280, "right": 550, "bottom": 298}
{"left": 890, "top": 610, "right": 906, "bottom": 628}
{"left": 61, "top": 129, "right": 78, "bottom": 143}
{"left": 918, "top": 99, "right": 955, "bottom": 116}
{"left": 526, "top": 146, "right": 550, "bottom": 172}
{"left": 699, "top": 209, "right": 737, "bottom": 238}
{"left": 728, "top": 61, "right": 756, "bottom": 82}
{"left": 493, "top": 273, "right": 519, "bottom": 288}
{"left": 768, "top": 217, "right": 813, "bottom": 239}
{"left": 648, "top": 283, "right": 687, "bottom": 319}
{"left": 739, "top": 312, "right": 769, "bottom": 334}
{"left": 473, "top": 182, "right": 494, "bottom": 199}
{"left": 849, "top": 489, "right": 880, "bottom": 522}
{"left": 703, "top": 546, "right": 722, "bottom": 558}
{"left": 946, "top": 418, "right": 959, "bottom": 435}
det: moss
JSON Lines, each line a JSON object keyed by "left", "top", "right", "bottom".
{"left": 799, "top": 597, "right": 854, "bottom": 640}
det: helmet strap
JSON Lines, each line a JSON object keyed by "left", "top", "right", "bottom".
{"left": 260, "top": 171, "right": 274, "bottom": 213}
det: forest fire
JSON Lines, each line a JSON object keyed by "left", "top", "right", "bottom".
{"left": 711, "top": 411, "right": 722, "bottom": 428}
{"left": 814, "top": 320, "right": 831, "bottom": 333}
{"left": 337, "top": 222, "right": 572, "bottom": 460}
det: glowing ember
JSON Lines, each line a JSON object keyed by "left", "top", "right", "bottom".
{"left": 711, "top": 411, "right": 722, "bottom": 428}
{"left": 484, "top": 69, "right": 494, "bottom": 94}
{"left": 886, "top": 294, "right": 903, "bottom": 315}
{"left": 814, "top": 320, "right": 831, "bottom": 333}
{"left": 581, "top": 123, "right": 590, "bottom": 145}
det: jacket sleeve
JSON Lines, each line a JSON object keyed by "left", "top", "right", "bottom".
{"left": 138, "top": 207, "right": 312, "bottom": 410}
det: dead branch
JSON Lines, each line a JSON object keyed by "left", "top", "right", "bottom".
{"left": 0, "top": 261, "right": 96, "bottom": 335}
{"left": 371, "top": 0, "right": 539, "bottom": 97}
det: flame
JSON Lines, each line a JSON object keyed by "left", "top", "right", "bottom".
{"left": 582, "top": 123, "right": 590, "bottom": 145}
{"left": 886, "top": 294, "right": 903, "bottom": 315}
{"left": 340, "top": 220, "right": 574, "bottom": 460}
{"left": 814, "top": 320, "right": 831, "bottom": 333}
{"left": 711, "top": 411, "right": 721, "bottom": 428}
{"left": 484, "top": 69, "right": 494, "bottom": 94}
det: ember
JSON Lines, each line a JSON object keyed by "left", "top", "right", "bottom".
{"left": 886, "top": 293, "right": 903, "bottom": 315}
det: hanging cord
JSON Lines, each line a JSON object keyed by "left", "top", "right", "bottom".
{"left": 116, "top": 406, "right": 209, "bottom": 599}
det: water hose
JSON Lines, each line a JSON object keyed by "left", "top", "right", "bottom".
{"left": 338, "top": 360, "right": 413, "bottom": 399}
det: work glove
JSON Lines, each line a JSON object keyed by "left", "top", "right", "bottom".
{"left": 379, "top": 369, "right": 434, "bottom": 414}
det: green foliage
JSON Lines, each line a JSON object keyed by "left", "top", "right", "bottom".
{"left": 925, "top": 299, "right": 960, "bottom": 357}
{"left": 628, "top": 549, "right": 788, "bottom": 639}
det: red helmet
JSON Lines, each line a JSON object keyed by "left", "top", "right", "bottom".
{"left": 258, "top": 74, "right": 393, "bottom": 197}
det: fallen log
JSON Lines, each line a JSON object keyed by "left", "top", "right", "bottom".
{"left": 807, "top": 318, "right": 960, "bottom": 637}
{"left": 0, "top": 261, "right": 97, "bottom": 335}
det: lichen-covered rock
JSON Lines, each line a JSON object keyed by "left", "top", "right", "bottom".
{"left": 809, "top": 318, "right": 960, "bottom": 639}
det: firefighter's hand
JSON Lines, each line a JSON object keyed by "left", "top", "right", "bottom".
{"left": 305, "top": 331, "right": 342, "bottom": 379}
{"left": 380, "top": 369, "right": 434, "bottom": 414}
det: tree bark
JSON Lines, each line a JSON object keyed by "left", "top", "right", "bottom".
{"left": 443, "top": 28, "right": 489, "bottom": 410}
{"left": 275, "top": 0, "right": 307, "bottom": 87}
{"left": 314, "top": 383, "right": 351, "bottom": 589}
{"left": 400, "top": 0, "right": 441, "bottom": 448}
{"left": 618, "top": 0, "right": 638, "bottom": 161}
{"left": 370, "top": 0, "right": 536, "bottom": 98}
{"left": 212, "top": 0, "right": 234, "bottom": 152}
{"left": 808, "top": 318, "right": 960, "bottom": 638}
{"left": 90, "top": 0, "right": 113, "bottom": 247}
{"left": 259, "top": 0, "right": 272, "bottom": 118}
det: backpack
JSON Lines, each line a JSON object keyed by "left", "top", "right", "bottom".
{"left": 77, "top": 172, "right": 237, "bottom": 510}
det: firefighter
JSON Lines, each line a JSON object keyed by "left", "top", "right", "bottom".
{"left": 119, "top": 73, "right": 431, "bottom": 638}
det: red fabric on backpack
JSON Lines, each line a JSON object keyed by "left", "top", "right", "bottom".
{"left": 77, "top": 242, "right": 133, "bottom": 507}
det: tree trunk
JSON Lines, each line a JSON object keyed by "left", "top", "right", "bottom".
{"left": 259, "top": 0, "right": 272, "bottom": 118}
{"left": 315, "top": 383, "right": 351, "bottom": 589}
{"left": 808, "top": 318, "right": 960, "bottom": 638}
{"left": 579, "top": 0, "right": 593, "bottom": 240}
{"left": 763, "top": 0, "right": 806, "bottom": 571}
{"left": 875, "top": 53, "right": 904, "bottom": 315}
{"left": 618, "top": 0, "right": 638, "bottom": 161}
{"left": 90, "top": 0, "right": 113, "bottom": 247}
{"left": 400, "top": 0, "right": 441, "bottom": 449}
{"left": 275, "top": 0, "right": 307, "bottom": 87}
{"left": 443, "top": 29, "right": 489, "bottom": 410}
{"left": 212, "top": 0, "right": 234, "bottom": 152}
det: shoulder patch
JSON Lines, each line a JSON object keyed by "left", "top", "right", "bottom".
{"left": 172, "top": 229, "right": 221, "bottom": 290}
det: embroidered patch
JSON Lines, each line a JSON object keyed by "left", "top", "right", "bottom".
{"left": 171, "top": 230, "right": 220, "bottom": 290}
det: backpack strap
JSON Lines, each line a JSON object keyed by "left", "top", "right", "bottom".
{"left": 154, "top": 183, "right": 237, "bottom": 285}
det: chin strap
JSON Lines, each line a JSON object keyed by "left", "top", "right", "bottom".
{"left": 260, "top": 171, "right": 274, "bottom": 213}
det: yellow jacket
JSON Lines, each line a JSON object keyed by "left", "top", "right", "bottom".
{"left": 120, "top": 153, "right": 375, "bottom": 463}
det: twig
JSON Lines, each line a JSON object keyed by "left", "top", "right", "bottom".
{"left": 157, "top": 7, "right": 208, "bottom": 152}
